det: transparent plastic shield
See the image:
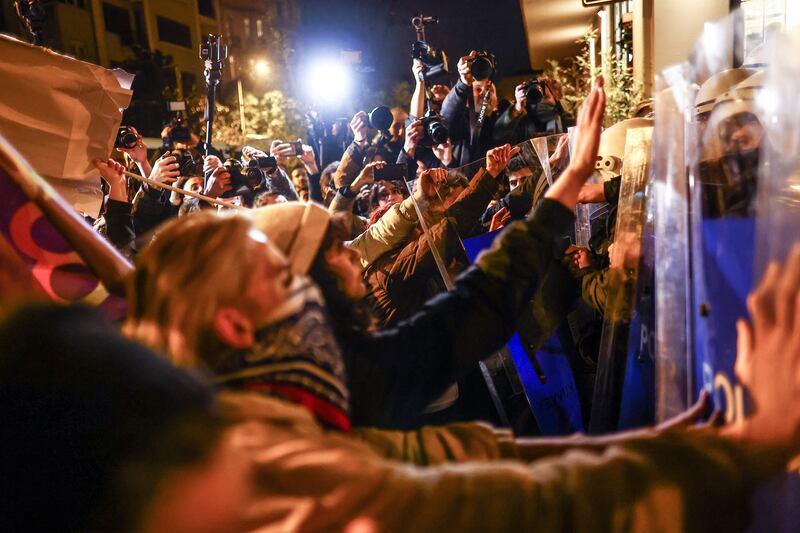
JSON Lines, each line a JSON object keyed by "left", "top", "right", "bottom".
{"left": 653, "top": 69, "right": 695, "bottom": 423}
{"left": 530, "top": 134, "right": 570, "bottom": 187}
{"left": 589, "top": 127, "right": 653, "bottom": 432}
{"left": 745, "top": 29, "right": 800, "bottom": 533}
{"left": 686, "top": 10, "right": 761, "bottom": 425}
{"left": 565, "top": 127, "right": 608, "bottom": 248}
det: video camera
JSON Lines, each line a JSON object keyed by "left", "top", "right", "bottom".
{"left": 411, "top": 13, "right": 449, "bottom": 79}
{"left": 162, "top": 101, "right": 191, "bottom": 148}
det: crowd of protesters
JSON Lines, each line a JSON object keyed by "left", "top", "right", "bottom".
{"left": 3, "top": 33, "right": 800, "bottom": 533}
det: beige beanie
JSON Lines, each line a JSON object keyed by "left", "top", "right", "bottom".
{"left": 252, "top": 202, "right": 331, "bottom": 274}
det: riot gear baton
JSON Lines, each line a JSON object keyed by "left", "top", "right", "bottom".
{"left": 199, "top": 34, "right": 228, "bottom": 177}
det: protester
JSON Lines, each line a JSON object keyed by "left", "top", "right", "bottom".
{"left": 5, "top": 241, "right": 800, "bottom": 530}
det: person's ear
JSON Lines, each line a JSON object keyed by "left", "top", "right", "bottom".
{"left": 212, "top": 307, "right": 255, "bottom": 349}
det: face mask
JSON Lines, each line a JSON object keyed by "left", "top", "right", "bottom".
{"left": 721, "top": 148, "right": 760, "bottom": 215}
{"left": 214, "top": 275, "right": 352, "bottom": 432}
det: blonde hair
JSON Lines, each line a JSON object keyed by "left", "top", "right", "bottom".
{"left": 124, "top": 211, "right": 261, "bottom": 368}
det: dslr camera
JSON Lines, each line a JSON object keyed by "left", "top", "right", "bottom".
{"left": 115, "top": 126, "right": 138, "bottom": 150}
{"left": 170, "top": 149, "right": 198, "bottom": 177}
{"left": 418, "top": 110, "right": 449, "bottom": 148}
{"left": 221, "top": 155, "right": 277, "bottom": 198}
{"left": 521, "top": 78, "right": 549, "bottom": 107}
{"left": 470, "top": 51, "right": 496, "bottom": 82}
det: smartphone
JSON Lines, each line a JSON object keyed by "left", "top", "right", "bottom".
{"left": 374, "top": 163, "right": 408, "bottom": 181}
{"left": 288, "top": 141, "right": 303, "bottom": 156}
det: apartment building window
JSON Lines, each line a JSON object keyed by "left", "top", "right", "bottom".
{"left": 243, "top": 17, "right": 251, "bottom": 39}
{"left": 256, "top": 19, "right": 263, "bottom": 38}
{"left": 157, "top": 16, "right": 192, "bottom": 48}
{"left": 198, "top": 0, "right": 215, "bottom": 18}
{"left": 103, "top": 3, "right": 133, "bottom": 45}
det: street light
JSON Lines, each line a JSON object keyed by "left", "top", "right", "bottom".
{"left": 254, "top": 59, "right": 270, "bottom": 77}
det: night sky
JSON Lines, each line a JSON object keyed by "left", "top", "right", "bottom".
{"left": 297, "top": 0, "right": 531, "bottom": 92}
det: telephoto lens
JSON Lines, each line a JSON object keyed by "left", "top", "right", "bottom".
{"left": 525, "top": 80, "right": 545, "bottom": 106}
{"left": 471, "top": 52, "right": 496, "bottom": 81}
{"left": 115, "top": 126, "right": 138, "bottom": 149}
{"left": 419, "top": 112, "right": 449, "bottom": 147}
{"left": 367, "top": 106, "right": 394, "bottom": 131}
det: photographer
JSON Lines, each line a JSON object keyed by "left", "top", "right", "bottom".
{"left": 494, "top": 77, "right": 572, "bottom": 146}
{"left": 440, "top": 50, "right": 502, "bottom": 166}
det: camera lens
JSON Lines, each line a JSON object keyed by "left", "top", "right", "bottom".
{"left": 368, "top": 106, "right": 393, "bottom": 132}
{"left": 116, "top": 127, "right": 138, "bottom": 149}
{"left": 428, "top": 120, "right": 449, "bottom": 145}
{"left": 471, "top": 54, "right": 495, "bottom": 81}
{"left": 525, "top": 82, "right": 544, "bottom": 106}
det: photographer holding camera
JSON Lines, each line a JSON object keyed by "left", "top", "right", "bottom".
{"left": 494, "top": 76, "right": 572, "bottom": 145}
{"left": 440, "top": 50, "right": 502, "bottom": 166}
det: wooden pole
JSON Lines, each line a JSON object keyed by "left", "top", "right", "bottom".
{"left": 122, "top": 170, "right": 245, "bottom": 210}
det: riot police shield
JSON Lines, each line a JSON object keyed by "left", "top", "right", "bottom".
{"left": 588, "top": 126, "right": 654, "bottom": 432}
{"left": 686, "top": 10, "right": 762, "bottom": 425}
{"left": 653, "top": 72, "right": 694, "bottom": 423}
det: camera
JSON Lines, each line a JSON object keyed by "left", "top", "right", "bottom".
{"left": 412, "top": 41, "right": 449, "bottom": 77}
{"left": 471, "top": 51, "right": 496, "bottom": 82}
{"left": 170, "top": 149, "right": 197, "bottom": 177}
{"left": 367, "top": 106, "right": 393, "bottom": 132}
{"left": 419, "top": 111, "right": 449, "bottom": 148}
{"left": 222, "top": 159, "right": 261, "bottom": 198}
{"left": 245, "top": 155, "right": 278, "bottom": 175}
{"left": 410, "top": 13, "right": 449, "bottom": 78}
{"left": 522, "top": 79, "right": 548, "bottom": 107}
{"left": 166, "top": 101, "right": 191, "bottom": 145}
{"left": 115, "top": 126, "right": 138, "bottom": 150}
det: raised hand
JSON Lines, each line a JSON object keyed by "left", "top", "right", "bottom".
{"left": 489, "top": 206, "right": 511, "bottom": 232}
{"left": 349, "top": 111, "right": 370, "bottom": 143}
{"left": 203, "top": 155, "right": 222, "bottom": 175}
{"left": 269, "top": 140, "right": 295, "bottom": 163}
{"left": 513, "top": 83, "right": 528, "bottom": 115}
{"left": 544, "top": 77, "right": 606, "bottom": 209}
{"left": 485, "top": 143, "right": 521, "bottom": 178}
{"left": 412, "top": 59, "right": 426, "bottom": 83}
{"left": 115, "top": 126, "right": 147, "bottom": 164}
{"left": 349, "top": 161, "right": 385, "bottom": 194}
{"left": 457, "top": 50, "right": 477, "bottom": 86}
{"left": 94, "top": 158, "right": 127, "bottom": 202}
{"left": 298, "top": 141, "right": 319, "bottom": 174}
{"left": 569, "top": 77, "right": 606, "bottom": 180}
{"left": 414, "top": 167, "right": 448, "bottom": 202}
{"left": 204, "top": 166, "right": 231, "bottom": 198}
{"left": 733, "top": 244, "right": 800, "bottom": 451}
{"left": 404, "top": 120, "right": 424, "bottom": 158}
{"left": 149, "top": 152, "right": 180, "bottom": 185}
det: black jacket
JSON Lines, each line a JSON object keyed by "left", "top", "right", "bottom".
{"left": 440, "top": 80, "right": 500, "bottom": 166}
{"left": 345, "top": 199, "right": 575, "bottom": 428}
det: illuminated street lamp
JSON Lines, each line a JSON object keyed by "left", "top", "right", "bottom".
{"left": 254, "top": 59, "right": 270, "bottom": 77}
